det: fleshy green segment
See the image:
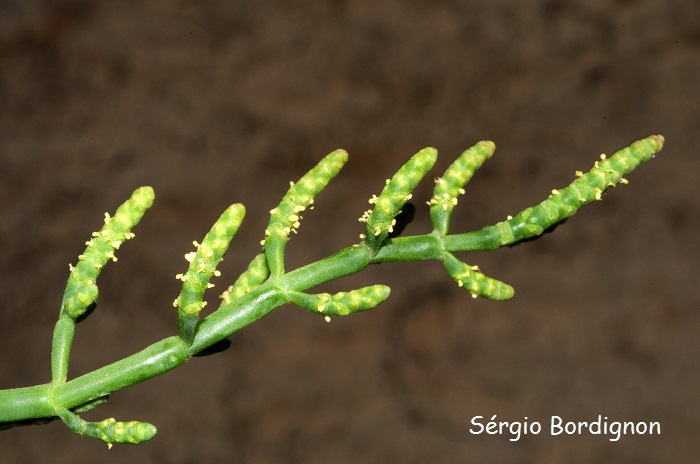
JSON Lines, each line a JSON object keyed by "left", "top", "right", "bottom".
{"left": 363, "top": 147, "right": 437, "bottom": 251}
{"left": 289, "top": 285, "right": 391, "bottom": 318}
{"left": 264, "top": 149, "right": 348, "bottom": 277}
{"left": 52, "top": 187, "right": 154, "bottom": 387}
{"left": 61, "top": 186, "right": 155, "bottom": 319}
{"left": 443, "top": 252, "right": 514, "bottom": 300}
{"left": 221, "top": 252, "right": 270, "bottom": 305}
{"left": 430, "top": 141, "right": 495, "bottom": 235}
{"left": 176, "top": 204, "right": 246, "bottom": 345}
{"left": 55, "top": 407, "right": 156, "bottom": 446}
{"left": 491, "top": 135, "right": 664, "bottom": 246}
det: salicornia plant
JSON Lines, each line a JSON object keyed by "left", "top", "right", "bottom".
{"left": 0, "top": 135, "right": 664, "bottom": 446}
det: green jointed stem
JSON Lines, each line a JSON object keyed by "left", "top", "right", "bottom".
{"left": 223, "top": 252, "right": 270, "bottom": 302}
{"left": 0, "top": 135, "right": 664, "bottom": 446}
{"left": 430, "top": 141, "right": 495, "bottom": 235}
{"left": 363, "top": 147, "right": 437, "bottom": 252}
{"left": 442, "top": 251, "right": 514, "bottom": 300}
{"left": 51, "top": 187, "right": 154, "bottom": 387}
{"left": 175, "top": 204, "right": 246, "bottom": 345}
{"left": 51, "top": 317, "right": 75, "bottom": 385}
{"left": 288, "top": 284, "right": 391, "bottom": 319}
{"left": 61, "top": 186, "right": 154, "bottom": 319}
{"left": 264, "top": 149, "right": 348, "bottom": 277}
{"left": 55, "top": 406, "right": 156, "bottom": 446}
{"left": 447, "top": 135, "right": 665, "bottom": 250}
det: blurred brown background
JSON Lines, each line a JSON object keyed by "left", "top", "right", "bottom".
{"left": 1, "top": 1, "right": 698, "bottom": 462}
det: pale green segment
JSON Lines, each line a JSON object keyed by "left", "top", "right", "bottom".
{"left": 63, "top": 283, "right": 98, "bottom": 319}
{"left": 225, "top": 252, "right": 270, "bottom": 301}
{"left": 55, "top": 406, "right": 156, "bottom": 445}
{"left": 430, "top": 141, "right": 495, "bottom": 235}
{"left": 443, "top": 252, "right": 514, "bottom": 300}
{"left": 265, "top": 149, "right": 348, "bottom": 276}
{"left": 61, "top": 186, "right": 155, "bottom": 319}
{"left": 366, "top": 147, "right": 437, "bottom": 247}
{"left": 96, "top": 418, "right": 157, "bottom": 445}
{"left": 492, "top": 135, "right": 664, "bottom": 246}
{"left": 177, "top": 204, "right": 246, "bottom": 316}
{"left": 289, "top": 285, "right": 391, "bottom": 316}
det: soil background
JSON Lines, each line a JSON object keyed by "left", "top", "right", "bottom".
{"left": 1, "top": 1, "right": 698, "bottom": 463}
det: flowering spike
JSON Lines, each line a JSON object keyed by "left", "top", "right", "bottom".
{"left": 264, "top": 149, "right": 347, "bottom": 277}
{"left": 288, "top": 285, "right": 391, "bottom": 317}
{"left": 63, "top": 283, "right": 99, "bottom": 319}
{"left": 429, "top": 141, "right": 495, "bottom": 235}
{"left": 365, "top": 147, "right": 437, "bottom": 251}
{"left": 224, "top": 252, "right": 270, "bottom": 302}
{"left": 177, "top": 204, "right": 246, "bottom": 345}
{"left": 443, "top": 252, "right": 514, "bottom": 300}
{"left": 487, "top": 135, "right": 665, "bottom": 246}
{"left": 55, "top": 407, "right": 156, "bottom": 446}
{"left": 60, "top": 187, "right": 154, "bottom": 320}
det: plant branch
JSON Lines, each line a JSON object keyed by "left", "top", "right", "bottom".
{"left": 0, "top": 135, "right": 664, "bottom": 445}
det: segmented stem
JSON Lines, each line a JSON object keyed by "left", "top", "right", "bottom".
{"left": 175, "top": 204, "right": 245, "bottom": 345}
{"left": 52, "top": 187, "right": 154, "bottom": 386}
{"left": 429, "top": 141, "right": 494, "bottom": 235}
{"left": 288, "top": 285, "right": 391, "bottom": 321}
{"left": 61, "top": 186, "right": 154, "bottom": 319}
{"left": 363, "top": 147, "right": 437, "bottom": 252}
{"left": 221, "top": 252, "right": 270, "bottom": 305}
{"left": 264, "top": 149, "right": 348, "bottom": 277}
{"left": 443, "top": 135, "right": 665, "bottom": 251}
{"left": 55, "top": 407, "right": 156, "bottom": 447}
{"left": 442, "top": 251, "right": 514, "bottom": 300}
